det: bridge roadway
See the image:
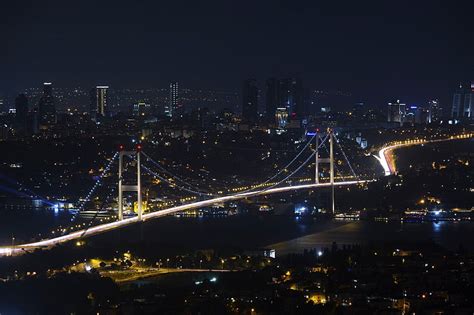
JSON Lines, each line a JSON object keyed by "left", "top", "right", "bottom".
{"left": 376, "top": 133, "right": 474, "bottom": 176}
{"left": 0, "top": 180, "right": 368, "bottom": 256}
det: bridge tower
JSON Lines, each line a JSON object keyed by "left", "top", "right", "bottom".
{"left": 118, "top": 145, "right": 143, "bottom": 221}
{"left": 314, "top": 129, "right": 335, "bottom": 214}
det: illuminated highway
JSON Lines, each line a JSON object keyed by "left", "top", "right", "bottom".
{"left": 376, "top": 133, "right": 474, "bottom": 176}
{"left": 0, "top": 180, "right": 368, "bottom": 256}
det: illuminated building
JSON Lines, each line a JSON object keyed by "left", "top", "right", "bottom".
{"left": 428, "top": 99, "right": 442, "bottom": 123}
{"left": 279, "top": 78, "right": 304, "bottom": 118}
{"left": 405, "top": 105, "right": 429, "bottom": 125}
{"left": 90, "top": 86, "right": 109, "bottom": 119}
{"left": 451, "top": 83, "right": 473, "bottom": 119}
{"left": 38, "top": 82, "right": 56, "bottom": 127}
{"left": 275, "top": 107, "right": 288, "bottom": 129}
{"left": 265, "top": 77, "right": 304, "bottom": 122}
{"left": 166, "top": 81, "right": 179, "bottom": 117}
{"left": 133, "top": 101, "right": 151, "bottom": 117}
{"left": 387, "top": 99, "right": 406, "bottom": 126}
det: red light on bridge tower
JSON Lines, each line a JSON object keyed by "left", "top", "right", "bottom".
{"left": 136, "top": 144, "right": 142, "bottom": 152}
{"left": 118, "top": 144, "right": 124, "bottom": 151}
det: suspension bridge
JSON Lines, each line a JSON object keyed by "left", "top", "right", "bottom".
{"left": 0, "top": 129, "right": 375, "bottom": 256}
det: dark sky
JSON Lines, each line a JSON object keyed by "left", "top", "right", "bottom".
{"left": 1, "top": 0, "right": 473, "bottom": 104}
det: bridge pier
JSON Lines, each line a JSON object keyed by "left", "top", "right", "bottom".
{"left": 118, "top": 145, "right": 143, "bottom": 221}
{"left": 314, "top": 129, "right": 335, "bottom": 215}
{"left": 329, "top": 130, "right": 335, "bottom": 215}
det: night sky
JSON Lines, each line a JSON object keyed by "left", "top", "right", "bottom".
{"left": 1, "top": 0, "right": 473, "bottom": 104}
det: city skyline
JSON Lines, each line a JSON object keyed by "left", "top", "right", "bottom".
{"left": 1, "top": 0, "right": 473, "bottom": 104}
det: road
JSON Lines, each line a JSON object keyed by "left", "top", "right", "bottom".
{"left": 0, "top": 180, "right": 368, "bottom": 256}
{"left": 376, "top": 133, "right": 473, "bottom": 176}
{"left": 100, "top": 267, "right": 232, "bottom": 283}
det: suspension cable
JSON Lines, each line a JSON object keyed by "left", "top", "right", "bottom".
{"left": 141, "top": 151, "right": 209, "bottom": 194}
{"left": 256, "top": 149, "right": 317, "bottom": 193}
{"left": 333, "top": 134, "right": 359, "bottom": 179}
{"left": 141, "top": 164, "right": 212, "bottom": 197}
{"left": 238, "top": 133, "right": 327, "bottom": 193}
{"left": 79, "top": 184, "right": 117, "bottom": 238}
{"left": 69, "top": 151, "right": 119, "bottom": 222}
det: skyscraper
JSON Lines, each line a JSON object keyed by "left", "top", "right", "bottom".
{"left": 265, "top": 78, "right": 279, "bottom": 121}
{"left": 275, "top": 107, "right": 289, "bottom": 129}
{"left": 90, "top": 86, "right": 109, "bottom": 119}
{"left": 15, "top": 94, "right": 28, "bottom": 133}
{"left": 428, "top": 99, "right": 442, "bottom": 123}
{"left": 242, "top": 79, "right": 258, "bottom": 122}
{"left": 279, "top": 78, "right": 304, "bottom": 118}
{"left": 451, "top": 83, "right": 473, "bottom": 120}
{"left": 166, "top": 81, "right": 179, "bottom": 117}
{"left": 38, "top": 82, "right": 56, "bottom": 127}
{"left": 387, "top": 99, "right": 406, "bottom": 126}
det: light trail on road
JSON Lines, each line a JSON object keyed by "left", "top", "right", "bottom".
{"left": 375, "top": 133, "right": 473, "bottom": 176}
{"left": 0, "top": 180, "right": 368, "bottom": 256}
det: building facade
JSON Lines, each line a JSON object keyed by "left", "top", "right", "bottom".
{"left": 242, "top": 79, "right": 258, "bottom": 122}
{"left": 387, "top": 99, "right": 406, "bottom": 126}
{"left": 90, "top": 86, "right": 109, "bottom": 119}
{"left": 451, "top": 83, "right": 473, "bottom": 120}
{"left": 166, "top": 81, "right": 179, "bottom": 117}
{"left": 38, "top": 82, "right": 56, "bottom": 127}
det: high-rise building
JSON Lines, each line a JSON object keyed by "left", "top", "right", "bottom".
{"left": 451, "top": 84, "right": 463, "bottom": 118}
{"left": 275, "top": 107, "right": 289, "bottom": 129}
{"left": 279, "top": 78, "right": 304, "bottom": 118}
{"left": 166, "top": 81, "right": 179, "bottom": 117}
{"left": 132, "top": 101, "right": 152, "bottom": 117}
{"left": 15, "top": 94, "right": 29, "bottom": 132}
{"left": 451, "top": 83, "right": 473, "bottom": 120}
{"left": 242, "top": 79, "right": 258, "bottom": 122}
{"left": 38, "top": 82, "right": 56, "bottom": 127}
{"left": 405, "top": 105, "right": 429, "bottom": 125}
{"left": 428, "top": 99, "right": 442, "bottom": 123}
{"left": 90, "top": 86, "right": 109, "bottom": 119}
{"left": 387, "top": 99, "right": 406, "bottom": 126}
{"left": 265, "top": 78, "right": 280, "bottom": 120}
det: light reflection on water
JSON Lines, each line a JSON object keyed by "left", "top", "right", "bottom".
{"left": 269, "top": 220, "right": 474, "bottom": 256}
{"left": 432, "top": 221, "right": 443, "bottom": 233}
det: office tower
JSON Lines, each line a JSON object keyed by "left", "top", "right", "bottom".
{"left": 405, "top": 105, "right": 429, "bottom": 124}
{"left": 132, "top": 102, "right": 151, "bottom": 117}
{"left": 90, "top": 86, "right": 109, "bottom": 119}
{"left": 452, "top": 84, "right": 464, "bottom": 118}
{"left": 166, "top": 81, "right": 179, "bottom": 117}
{"left": 387, "top": 99, "right": 406, "bottom": 126}
{"left": 279, "top": 78, "right": 304, "bottom": 118}
{"left": 38, "top": 82, "right": 56, "bottom": 127}
{"left": 452, "top": 83, "right": 474, "bottom": 119}
{"left": 275, "top": 107, "right": 289, "bottom": 129}
{"left": 265, "top": 78, "right": 279, "bottom": 120}
{"left": 15, "top": 94, "right": 28, "bottom": 132}
{"left": 428, "top": 99, "right": 442, "bottom": 123}
{"left": 465, "top": 83, "right": 474, "bottom": 119}
{"left": 242, "top": 79, "right": 258, "bottom": 122}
